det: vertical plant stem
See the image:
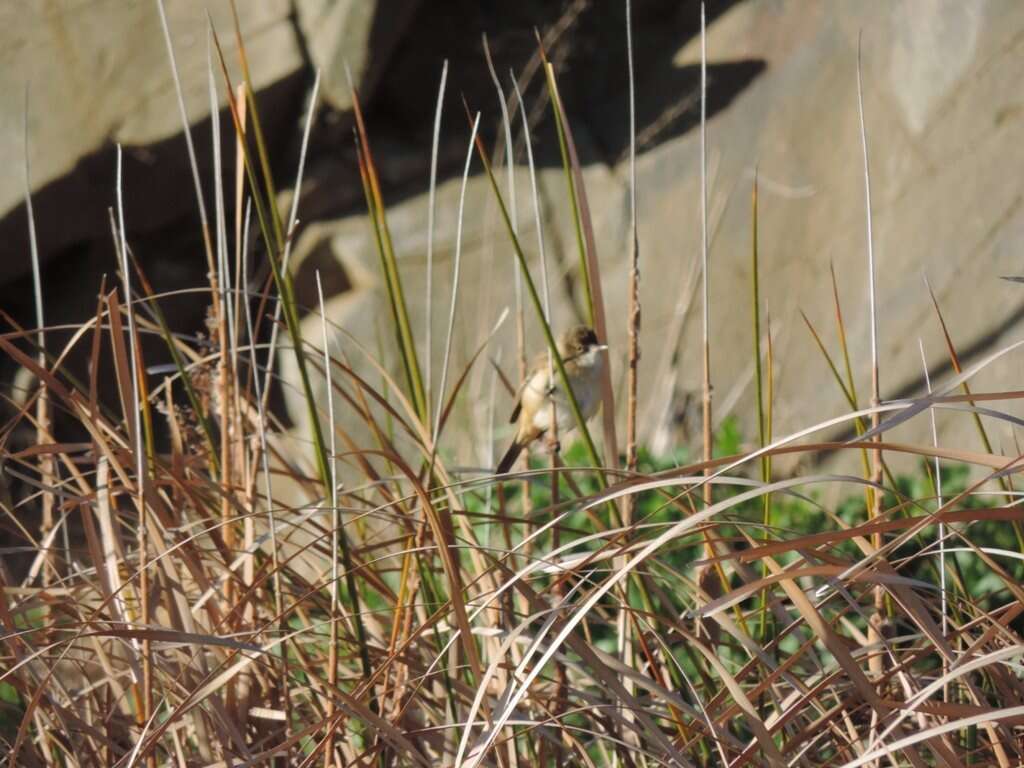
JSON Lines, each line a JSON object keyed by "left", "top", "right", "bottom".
{"left": 513, "top": 72, "right": 549, "bottom": 621}
{"left": 425, "top": 61, "right": 448, "bottom": 418}
{"left": 227, "top": 0, "right": 284, "bottom": 247}
{"left": 471, "top": 126, "right": 604, "bottom": 483}
{"left": 700, "top": 2, "right": 713, "bottom": 513}
{"left": 511, "top": 75, "right": 553, "bottom": 349}
{"left": 625, "top": 0, "right": 641, "bottom": 496}
{"left": 857, "top": 33, "right": 882, "bottom": 538}
{"left": 432, "top": 113, "right": 482, "bottom": 451}
{"left": 540, "top": 49, "right": 619, "bottom": 470}
{"left": 241, "top": 202, "right": 290, "bottom": 748}
{"left": 622, "top": 0, "right": 641, "bottom": 755}
{"left": 154, "top": 0, "right": 216, "bottom": 285}
{"left": 260, "top": 72, "right": 320, "bottom": 414}
{"left": 23, "top": 89, "right": 55, "bottom": 587}
{"left": 752, "top": 171, "right": 766, "bottom": 483}
{"left": 207, "top": 31, "right": 236, "bottom": 649}
{"left": 751, "top": 170, "right": 771, "bottom": 643}
{"left": 483, "top": 37, "right": 525, "bottom": 384}
{"left": 116, "top": 145, "right": 153, "bottom": 766}
{"left": 695, "top": 3, "right": 724, "bottom": 626}
{"left": 857, "top": 34, "right": 887, "bottom": 710}
{"left": 350, "top": 78, "right": 428, "bottom": 424}
{"left": 317, "top": 271, "right": 341, "bottom": 766}
{"left": 918, "top": 339, "right": 947, "bottom": 703}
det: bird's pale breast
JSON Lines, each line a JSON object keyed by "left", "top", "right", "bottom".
{"left": 523, "top": 358, "right": 603, "bottom": 435}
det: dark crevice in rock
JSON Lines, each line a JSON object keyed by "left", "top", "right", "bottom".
{"left": 0, "top": 71, "right": 310, "bottom": 444}
{"left": 293, "top": 0, "right": 765, "bottom": 224}
{"left": 0, "top": 0, "right": 768, "bottom": 446}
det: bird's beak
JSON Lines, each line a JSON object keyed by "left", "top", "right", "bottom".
{"left": 1002, "top": 276, "right": 1024, "bottom": 284}
{"left": 594, "top": 344, "right": 609, "bottom": 352}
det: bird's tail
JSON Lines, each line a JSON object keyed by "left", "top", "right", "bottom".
{"left": 495, "top": 439, "right": 525, "bottom": 475}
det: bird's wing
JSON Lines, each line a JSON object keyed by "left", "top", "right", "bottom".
{"left": 509, "top": 350, "right": 550, "bottom": 423}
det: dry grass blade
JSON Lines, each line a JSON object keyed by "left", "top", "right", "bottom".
{"left": 115, "top": 145, "right": 153, "bottom": 751}
{"left": 625, "top": 0, "right": 640, "bottom": 494}
{"left": 350, "top": 75, "right": 429, "bottom": 424}
{"left": 468, "top": 106, "right": 605, "bottom": 482}
{"left": 432, "top": 113, "right": 482, "bottom": 449}
{"left": 8, "top": 7, "right": 1024, "bottom": 766}
{"left": 23, "top": 86, "right": 57, "bottom": 593}
{"left": 699, "top": 2, "right": 712, "bottom": 513}
{"left": 540, "top": 52, "right": 619, "bottom": 471}
{"left": 425, "top": 60, "right": 448, "bottom": 414}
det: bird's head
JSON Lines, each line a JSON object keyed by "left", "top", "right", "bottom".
{"left": 559, "top": 325, "right": 607, "bottom": 366}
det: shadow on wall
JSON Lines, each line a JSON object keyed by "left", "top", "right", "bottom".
{"left": 0, "top": 0, "right": 764, "bottom": 309}
{"left": 0, "top": 0, "right": 764, "bottom": 440}
{"left": 299, "top": 0, "right": 765, "bottom": 220}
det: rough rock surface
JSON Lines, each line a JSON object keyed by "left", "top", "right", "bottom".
{"left": 285, "top": 0, "right": 1024, "bottom": 478}
{"left": 0, "top": 0, "right": 305, "bottom": 282}
{"left": 295, "top": 0, "right": 421, "bottom": 112}
{"left": 6, "top": 0, "right": 1024, "bottom": 481}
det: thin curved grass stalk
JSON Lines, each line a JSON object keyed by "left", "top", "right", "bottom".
{"left": 699, "top": 3, "right": 712, "bottom": 516}
{"left": 924, "top": 274, "right": 1024, "bottom": 549}
{"left": 240, "top": 201, "right": 290, "bottom": 742}
{"left": 918, "top": 338, "right": 949, "bottom": 703}
{"left": 857, "top": 41, "right": 890, "bottom": 711}
{"left": 693, "top": 2, "right": 731, "bottom": 633}
{"left": 154, "top": 0, "right": 216, "bottom": 273}
{"left": 751, "top": 173, "right": 766, "bottom": 481}
{"left": 484, "top": 53, "right": 534, "bottom": 610}
{"left": 349, "top": 75, "right": 428, "bottom": 424}
{"left": 512, "top": 70, "right": 552, "bottom": 664}
{"left": 419, "top": 103, "right": 487, "bottom": 729}
{"left": 540, "top": 53, "right": 620, "bottom": 472}
{"left": 624, "top": 0, "right": 640, "bottom": 498}
{"left": 227, "top": 0, "right": 283, "bottom": 247}
{"left": 619, "top": 1, "right": 642, "bottom": 757}
{"left": 750, "top": 171, "right": 772, "bottom": 644}
{"left": 23, "top": 87, "right": 57, "bottom": 589}
{"left": 468, "top": 111, "right": 603, "bottom": 484}
{"left": 316, "top": 270, "right": 343, "bottom": 764}
{"left": 260, "top": 70, "right": 320, "bottom": 413}
{"left": 209, "top": 28, "right": 332, "bottom": 498}
{"left": 115, "top": 234, "right": 221, "bottom": 472}
{"left": 432, "top": 113, "right": 481, "bottom": 452}
{"left": 233, "top": 82, "right": 247, "bottom": 341}
{"left": 207, "top": 34, "right": 239, "bottom": 642}
{"left": 510, "top": 76, "right": 552, "bottom": 342}
{"left": 116, "top": 145, "right": 153, "bottom": 761}
{"left": 482, "top": 37, "right": 525, "bottom": 382}
{"left": 425, "top": 60, "right": 448, "bottom": 416}
{"left": 540, "top": 61, "right": 591, "bottom": 325}
{"left": 856, "top": 33, "right": 884, "bottom": 550}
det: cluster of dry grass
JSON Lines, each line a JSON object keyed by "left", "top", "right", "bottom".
{"left": 3, "top": 2, "right": 1024, "bottom": 766}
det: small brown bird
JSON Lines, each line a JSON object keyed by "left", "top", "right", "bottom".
{"left": 496, "top": 325, "right": 607, "bottom": 474}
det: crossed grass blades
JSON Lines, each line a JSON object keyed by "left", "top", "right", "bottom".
{"left": 3, "top": 2, "right": 1024, "bottom": 765}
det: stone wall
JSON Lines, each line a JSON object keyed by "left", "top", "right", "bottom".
{"left": 5, "top": 0, "right": 1024, "bottom": 477}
